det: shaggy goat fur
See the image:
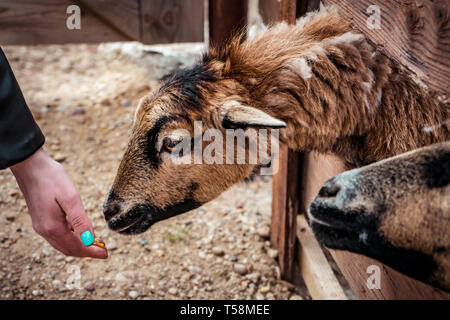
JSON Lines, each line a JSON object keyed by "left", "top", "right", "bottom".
{"left": 104, "top": 6, "right": 449, "bottom": 235}
{"left": 309, "top": 141, "right": 450, "bottom": 292}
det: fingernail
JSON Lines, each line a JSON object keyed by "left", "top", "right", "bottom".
{"left": 80, "top": 230, "right": 94, "bottom": 246}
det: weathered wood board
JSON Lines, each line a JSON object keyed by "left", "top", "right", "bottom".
{"left": 209, "top": 0, "right": 248, "bottom": 46}
{"left": 141, "top": 0, "right": 204, "bottom": 44}
{"left": 271, "top": 146, "right": 300, "bottom": 281}
{"left": 0, "top": 0, "right": 204, "bottom": 45}
{"left": 297, "top": 215, "right": 347, "bottom": 300}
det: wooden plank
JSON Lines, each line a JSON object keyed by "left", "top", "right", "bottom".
{"left": 300, "top": 151, "right": 450, "bottom": 300}
{"left": 297, "top": 215, "right": 348, "bottom": 300}
{"left": 141, "top": 0, "right": 204, "bottom": 44}
{"left": 322, "top": 0, "right": 450, "bottom": 97}
{"left": 258, "top": 0, "right": 280, "bottom": 25}
{"left": 269, "top": 0, "right": 299, "bottom": 282}
{"left": 209, "top": 0, "right": 248, "bottom": 47}
{"left": 77, "top": 0, "right": 140, "bottom": 41}
{"left": 272, "top": 146, "right": 300, "bottom": 281}
{"left": 0, "top": 0, "right": 129, "bottom": 44}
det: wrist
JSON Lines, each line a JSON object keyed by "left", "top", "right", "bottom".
{"left": 10, "top": 148, "right": 52, "bottom": 179}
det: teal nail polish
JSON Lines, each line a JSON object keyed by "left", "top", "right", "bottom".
{"left": 80, "top": 230, "right": 94, "bottom": 246}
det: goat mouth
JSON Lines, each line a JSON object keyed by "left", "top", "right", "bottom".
{"left": 106, "top": 199, "right": 201, "bottom": 235}
{"left": 308, "top": 198, "right": 378, "bottom": 251}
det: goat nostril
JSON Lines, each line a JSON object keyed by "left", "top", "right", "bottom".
{"left": 104, "top": 203, "right": 121, "bottom": 220}
{"left": 318, "top": 183, "right": 341, "bottom": 198}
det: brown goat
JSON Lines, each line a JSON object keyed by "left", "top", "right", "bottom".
{"left": 309, "top": 141, "right": 450, "bottom": 292}
{"left": 104, "top": 6, "right": 449, "bottom": 234}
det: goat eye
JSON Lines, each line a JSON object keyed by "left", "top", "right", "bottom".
{"left": 162, "top": 137, "right": 182, "bottom": 153}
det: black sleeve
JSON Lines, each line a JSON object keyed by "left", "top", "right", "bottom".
{"left": 0, "top": 48, "right": 45, "bottom": 169}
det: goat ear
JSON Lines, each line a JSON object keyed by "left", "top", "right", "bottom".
{"left": 222, "top": 103, "right": 286, "bottom": 128}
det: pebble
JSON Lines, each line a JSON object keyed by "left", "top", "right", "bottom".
{"left": 85, "top": 283, "right": 95, "bottom": 293}
{"left": 71, "top": 107, "right": 86, "bottom": 116}
{"left": 198, "top": 251, "right": 206, "bottom": 259}
{"left": 52, "top": 280, "right": 61, "bottom": 287}
{"left": 211, "top": 246, "right": 225, "bottom": 256}
{"left": 260, "top": 285, "right": 270, "bottom": 294}
{"left": 108, "top": 241, "right": 118, "bottom": 251}
{"left": 5, "top": 213, "right": 16, "bottom": 222}
{"left": 129, "top": 290, "right": 139, "bottom": 299}
{"left": 256, "top": 226, "right": 270, "bottom": 239}
{"left": 230, "top": 256, "right": 238, "bottom": 262}
{"left": 54, "top": 153, "right": 67, "bottom": 163}
{"left": 32, "top": 290, "right": 40, "bottom": 296}
{"left": 289, "top": 294, "right": 303, "bottom": 300}
{"left": 121, "top": 99, "right": 131, "bottom": 107}
{"left": 168, "top": 287, "right": 178, "bottom": 295}
{"left": 267, "top": 248, "right": 278, "bottom": 259}
{"left": 234, "top": 264, "right": 248, "bottom": 276}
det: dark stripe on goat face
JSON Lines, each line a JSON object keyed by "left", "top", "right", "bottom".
{"left": 161, "top": 61, "right": 219, "bottom": 111}
{"left": 146, "top": 116, "right": 178, "bottom": 167}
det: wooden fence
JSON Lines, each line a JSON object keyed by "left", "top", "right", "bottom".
{"left": 0, "top": 0, "right": 204, "bottom": 45}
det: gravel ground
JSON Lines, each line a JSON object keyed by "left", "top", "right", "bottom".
{"left": 0, "top": 43, "right": 310, "bottom": 300}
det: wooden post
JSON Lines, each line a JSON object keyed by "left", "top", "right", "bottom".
{"left": 271, "top": 145, "right": 300, "bottom": 281}
{"left": 270, "top": 0, "right": 299, "bottom": 282}
{"left": 209, "top": 0, "right": 248, "bottom": 47}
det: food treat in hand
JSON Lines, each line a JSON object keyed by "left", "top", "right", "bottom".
{"left": 92, "top": 238, "right": 106, "bottom": 248}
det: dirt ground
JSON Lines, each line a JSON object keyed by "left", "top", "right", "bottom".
{"left": 0, "top": 42, "right": 311, "bottom": 300}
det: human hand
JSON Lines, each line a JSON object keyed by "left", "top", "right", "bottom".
{"left": 10, "top": 148, "right": 107, "bottom": 258}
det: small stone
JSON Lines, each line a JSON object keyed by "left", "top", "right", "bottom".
{"left": 52, "top": 280, "right": 61, "bottom": 287}
{"left": 234, "top": 264, "right": 248, "bottom": 276}
{"left": 121, "top": 99, "right": 131, "bottom": 107}
{"left": 42, "top": 248, "right": 51, "bottom": 256}
{"left": 108, "top": 241, "right": 118, "bottom": 251}
{"left": 198, "top": 251, "right": 206, "bottom": 259}
{"left": 5, "top": 213, "right": 15, "bottom": 222}
{"left": 289, "top": 294, "right": 303, "bottom": 300}
{"left": 54, "top": 153, "right": 67, "bottom": 163}
{"left": 65, "top": 257, "right": 74, "bottom": 263}
{"left": 246, "top": 272, "right": 260, "bottom": 283}
{"left": 267, "top": 248, "right": 278, "bottom": 259}
{"left": 260, "top": 285, "right": 270, "bottom": 294}
{"left": 85, "top": 283, "right": 95, "bottom": 293}
{"left": 181, "top": 273, "right": 192, "bottom": 281}
{"left": 140, "top": 238, "right": 148, "bottom": 247}
{"left": 230, "top": 256, "right": 238, "bottom": 262}
{"left": 71, "top": 107, "right": 86, "bottom": 116}
{"left": 31, "top": 253, "right": 40, "bottom": 262}
{"left": 255, "top": 292, "right": 264, "bottom": 300}
{"left": 32, "top": 290, "right": 40, "bottom": 296}
{"left": 128, "top": 290, "right": 139, "bottom": 299}
{"left": 256, "top": 226, "right": 270, "bottom": 239}
{"left": 211, "top": 246, "right": 225, "bottom": 256}
{"left": 168, "top": 287, "right": 178, "bottom": 295}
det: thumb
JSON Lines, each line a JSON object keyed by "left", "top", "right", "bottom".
{"left": 57, "top": 188, "right": 95, "bottom": 246}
